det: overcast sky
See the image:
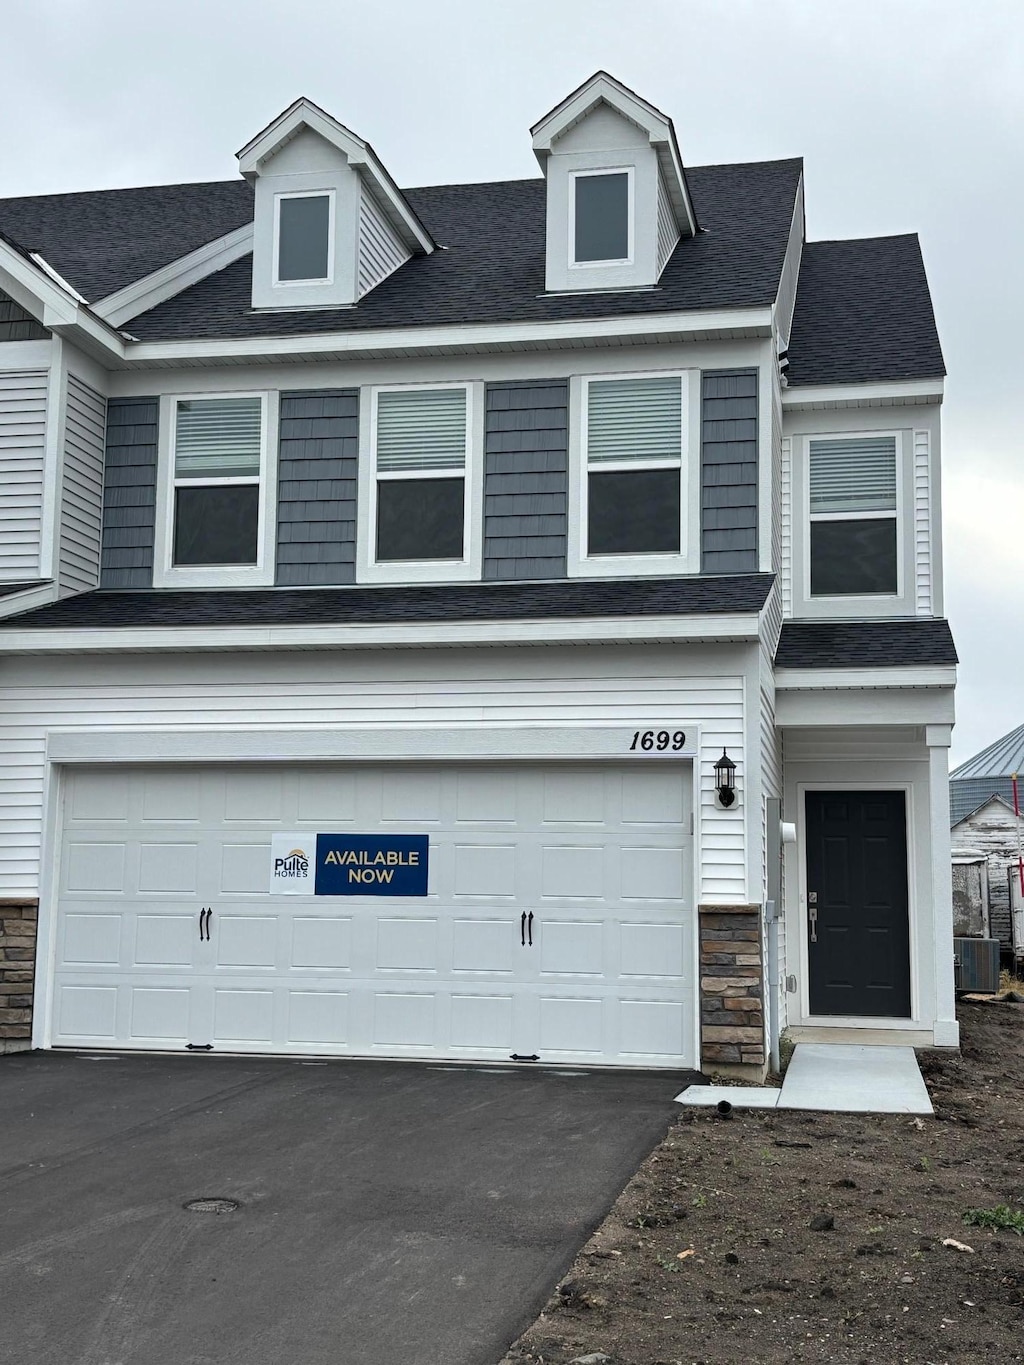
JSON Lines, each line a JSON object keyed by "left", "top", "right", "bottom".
{"left": 3, "top": 0, "right": 1021, "bottom": 767}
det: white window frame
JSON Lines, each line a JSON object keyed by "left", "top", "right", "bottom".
{"left": 803, "top": 429, "right": 904, "bottom": 604}
{"left": 568, "top": 369, "right": 697, "bottom": 579}
{"left": 356, "top": 380, "right": 483, "bottom": 585}
{"left": 153, "top": 390, "right": 278, "bottom": 589}
{"left": 272, "top": 189, "right": 336, "bottom": 288}
{"left": 568, "top": 167, "right": 635, "bottom": 269}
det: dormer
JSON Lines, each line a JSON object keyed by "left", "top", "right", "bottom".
{"left": 531, "top": 73, "right": 698, "bottom": 294}
{"left": 237, "top": 97, "right": 434, "bottom": 311}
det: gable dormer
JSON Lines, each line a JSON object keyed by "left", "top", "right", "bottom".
{"left": 238, "top": 97, "right": 434, "bottom": 311}
{"left": 531, "top": 73, "right": 697, "bottom": 295}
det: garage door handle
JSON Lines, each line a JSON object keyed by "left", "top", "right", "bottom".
{"left": 520, "top": 912, "right": 526, "bottom": 946}
{"left": 527, "top": 912, "right": 534, "bottom": 946}
{"left": 199, "top": 908, "right": 212, "bottom": 941}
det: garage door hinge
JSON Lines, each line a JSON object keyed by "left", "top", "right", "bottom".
{"left": 510, "top": 1054, "right": 539, "bottom": 1062}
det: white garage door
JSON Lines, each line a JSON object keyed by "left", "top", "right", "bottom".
{"left": 51, "top": 762, "right": 695, "bottom": 1067}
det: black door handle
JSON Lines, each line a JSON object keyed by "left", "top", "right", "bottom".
{"left": 520, "top": 911, "right": 526, "bottom": 946}
{"left": 527, "top": 912, "right": 534, "bottom": 946}
{"left": 199, "top": 908, "right": 212, "bottom": 941}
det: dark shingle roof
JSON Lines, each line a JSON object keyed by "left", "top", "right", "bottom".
{"left": 775, "top": 619, "right": 957, "bottom": 669}
{"left": 0, "top": 575, "right": 775, "bottom": 632}
{"left": 0, "top": 180, "right": 254, "bottom": 301}
{"left": 0, "top": 163, "right": 797, "bottom": 323}
{"left": 786, "top": 236, "right": 945, "bottom": 386}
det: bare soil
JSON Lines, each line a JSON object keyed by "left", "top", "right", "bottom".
{"left": 502, "top": 1001, "right": 1024, "bottom": 1365}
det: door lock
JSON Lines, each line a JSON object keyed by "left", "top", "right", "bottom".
{"left": 809, "top": 905, "right": 818, "bottom": 943}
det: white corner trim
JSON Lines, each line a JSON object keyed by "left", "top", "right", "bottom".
{"left": 783, "top": 379, "right": 944, "bottom": 410}
{"left": 95, "top": 224, "right": 255, "bottom": 327}
{"left": 0, "top": 612, "right": 762, "bottom": 655}
{"left": 774, "top": 665, "right": 956, "bottom": 690}
{"left": 120, "top": 306, "right": 773, "bottom": 368}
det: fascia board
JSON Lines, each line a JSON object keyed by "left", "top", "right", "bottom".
{"left": 531, "top": 73, "right": 668, "bottom": 149}
{"left": 782, "top": 378, "right": 944, "bottom": 409}
{"left": 120, "top": 306, "right": 773, "bottom": 368}
{"left": 0, "top": 240, "right": 125, "bottom": 362}
{"left": 0, "top": 582, "right": 57, "bottom": 619}
{"left": 95, "top": 224, "right": 255, "bottom": 327}
{"left": 0, "top": 612, "right": 761, "bottom": 655}
{"left": 774, "top": 665, "right": 957, "bottom": 689}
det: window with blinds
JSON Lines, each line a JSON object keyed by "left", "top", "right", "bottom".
{"left": 373, "top": 386, "right": 469, "bottom": 562}
{"left": 584, "top": 376, "right": 684, "bottom": 557}
{"left": 172, "top": 396, "right": 263, "bottom": 567}
{"left": 808, "top": 434, "right": 899, "bottom": 596}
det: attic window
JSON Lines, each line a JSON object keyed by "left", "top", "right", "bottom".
{"left": 274, "top": 191, "right": 334, "bottom": 284}
{"left": 571, "top": 169, "right": 632, "bottom": 265}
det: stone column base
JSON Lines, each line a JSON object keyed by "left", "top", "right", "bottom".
{"left": 699, "top": 903, "right": 766, "bottom": 1080}
{"left": 0, "top": 899, "right": 38, "bottom": 1053}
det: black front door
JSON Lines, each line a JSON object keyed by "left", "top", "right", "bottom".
{"left": 805, "top": 790, "right": 911, "bottom": 1018}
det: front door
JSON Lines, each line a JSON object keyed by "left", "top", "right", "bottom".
{"left": 805, "top": 790, "right": 911, "bottom": 1018}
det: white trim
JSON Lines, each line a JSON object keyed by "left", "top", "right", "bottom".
{"left": 29, "top": 254, "right": 88, "bottom": 305}
{"left": 783, "top": 378, "right": 944, "bottom": 411}
{"left": 796, "top": 780, "right": 919, "bottom": 1026}
{"left": 0, "top": 237, "right": 125, "bottom": 364}
{"left": 357, "top": 381, "right": 483, "bottom": 585}
{"left": 118, "top": 306, "right": 773, "bottom": 369}
{"left": 0, "top": 611, "right": 762, "bottom": 656}
{"left": 0, "top": 581, "right": 58, "bottom": 619}
{"left": 569, "top": 167, "right": 634, "bottom": 268}
{"left": 775, "top": 665, "right": 956, "bottom": 690}
{"left": 272, "top": 189, "right": 336, "bottom": 288}
{"left": 94, "top": 224, "right": 254, "bottom": 328}
{"left": 153, "top": 390, "right": 278, "bottom": 589}
{"left": 568, "top": 369, "right": 696, "bottom": 578}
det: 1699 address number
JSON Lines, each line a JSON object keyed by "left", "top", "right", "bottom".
{"left": 629, "top": 730, "right": 687, "bottom": 752}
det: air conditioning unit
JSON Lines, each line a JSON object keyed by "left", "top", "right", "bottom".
{"left": 953, "top": 937, "right": 1001, "bottom": 994}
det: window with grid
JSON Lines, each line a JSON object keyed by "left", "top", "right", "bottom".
{"left": 171, "top": 397, "right": 263, "bottom": 567}
{"left": 584, "top": 375, "right": 683, "bottom": 556}
{"left": 373, "top": 387, "right": 469, "bottom": 562}
{"left": 808, "top": 435, "right": 898, "bottom": 596}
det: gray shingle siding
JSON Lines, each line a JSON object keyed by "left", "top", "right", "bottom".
{"left": 701, "top": 370, "right": 758, "bottom": 573}
{"left": 100, "top": 398, "right": 158, "bottom": 588}
{"left": 484, "top": 380, "right": 568, "bottom": 581}
{"left": 276, "top": 390, "right": 359, "bottom": 586}
{"left": 0, "top": 289, "right": 48, "bottom": 342}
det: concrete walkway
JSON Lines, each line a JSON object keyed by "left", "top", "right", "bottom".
{"left": 677, "top": 1043, "right": 933, "bottom": 1115}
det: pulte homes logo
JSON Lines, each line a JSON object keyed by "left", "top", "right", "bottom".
{"left": 274, "top": 847, "right": 310, "bottom": 878}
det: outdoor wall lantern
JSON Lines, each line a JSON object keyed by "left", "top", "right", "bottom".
{"left": 714, "top": 748, "right": 737, "bottom": 808}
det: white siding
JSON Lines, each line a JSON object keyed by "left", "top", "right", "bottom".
{"left": 358, "top": 185, "right": 411, "bottom": 298}
{"left": 759, "top": 665, "right": 784, "bottom": 1028}
{"left": 0, "top": 369, "right": 48, "bottom": 581}
{"left": 914, "top": 427, "right": 932, "bottom": 615}
{"left": 0, "top": 645, "right": 748, "bottom": 905}
{"left": 656, "top": 171, "right": 679, "bottom": 277}
{"left": 780, "top": 434, "right": 793, "bottom": 616}
{"left": 58, "top": 374, "right": 106, "bottom": 594}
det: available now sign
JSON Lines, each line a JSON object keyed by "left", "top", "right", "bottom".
{"left": 270, "top": 833, "right": 429, "bottom": 896}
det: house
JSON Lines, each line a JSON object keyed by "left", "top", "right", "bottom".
{"left": 0, "top": 73, "right": 959, "bottom": 1076}
{"left": 950, "top": 724, "right": 1024, "bottom": 957}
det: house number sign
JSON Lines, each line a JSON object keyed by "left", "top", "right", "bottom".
{"left": 629, "top": 730, "right": 687, "bottom": 752}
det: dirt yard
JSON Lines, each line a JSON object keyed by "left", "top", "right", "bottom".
{"left": 501, "top": 1001, "right": 1024, "bottom": 1365}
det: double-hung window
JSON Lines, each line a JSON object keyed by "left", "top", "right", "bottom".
{"left": 808, "top": 435, "right": 899, "bottom": 596}
{"left": 573, "top": 373, "right": 687, "bottom": 574}
{"left": 156, "top": 393, "right": 275, "bottom": 587}
{"left": 360, "top": 383, "right": 480, "bottom": 582}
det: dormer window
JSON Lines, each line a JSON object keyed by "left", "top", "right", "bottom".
{"left": 571, "top": 169, "right": 632, "bottom": 266}
{"left": 274, "top": 191, "right": 333, "bottom": 285}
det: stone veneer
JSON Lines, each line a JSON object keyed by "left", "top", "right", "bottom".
{"left": 699, "top": 904, "right": 765, "bottom": 1072}
{"left": 0, "top": 899, "right": 38, "bottom": 1053}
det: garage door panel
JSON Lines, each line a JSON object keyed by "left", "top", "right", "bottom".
{"left": 62, "top": 912, "right": 121, "bottom": 966}
{"left": 138, "top": 842, "right": 198, "bottom": 895}
{"left": 55, "top": 762, "right": 696, "bottom": 1067}
{"left": 291, "top": 916, "right": 352, "bottom": 970}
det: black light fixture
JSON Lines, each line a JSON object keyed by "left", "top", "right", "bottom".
{"left": 714, "top": 748, "right": 736, "bottom": 807}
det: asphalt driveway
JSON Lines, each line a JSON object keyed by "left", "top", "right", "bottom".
{"left": 0, "top": 1051, "right": 696, "bottom": 1364}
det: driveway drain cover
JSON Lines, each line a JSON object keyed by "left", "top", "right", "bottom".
{"left": 184, "top": 1198, "right": 239, "bottom": 1214}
